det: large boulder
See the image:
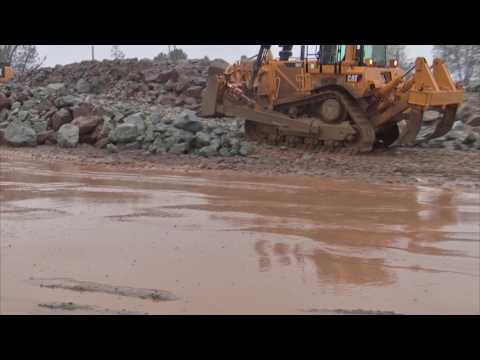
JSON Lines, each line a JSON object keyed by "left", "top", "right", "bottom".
{"left": 71, "top": 116, "right": 102, "bottom": 135}
{"left": 173, "top": 113, "right": 203, "bottom": 133}
{"left": 57, "top": 124, "right": 79, "bottom": 148}
{"left": 50, "top": 108, "right": 73, "bottom": 131}
{"left": 109, "top": 123, "right": 138, "bottom": 143}
{"left": 4, "top": 122, "right": 37, "bottom": 147}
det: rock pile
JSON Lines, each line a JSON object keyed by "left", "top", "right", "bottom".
{"left": 0, "top": 79, "right": 254, "bottom": 157}
{"left": 420, "top": 92, "right": 480, "bottom": 150}
{"left": 27, "top": 57, "right": 229, "bottom": 110}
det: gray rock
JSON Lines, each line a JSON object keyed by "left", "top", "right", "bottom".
{"left": 462, "top": 131, "right": 478, "bottom": 145}
{"left": 169, "top": 142, "right": 189, "bottom": 154}
{"left": 0, "top": 108, "right": 9, "bottom": 122}
{"left": 55, "top": 95, "right": 81, "bottom": 108}
{"left": 239, "top": 142, "right": 254, "bottom": 156}
{"left": 466, "top": 115, "right": 480, "bottom": 127}
{"left": 122, "top": 141, "right": 142, "bottom": 150}
{"left": 12, "top": 102, "right": 21, "bottom": 110}
{"left": 198, "top": 144, "right": 219, "bottom": 157}
{"left": 173, "top": 113, "right": 203, "bottom": 133}
{"left": 194, "top": 131, "right": 210, "bottom": 148}
{"left": 30, "top": 119, "right": 48, "bottom": 134}
{"left": 46, "top": 83, "right": 66, "bottom": 92}
{"left": 22, "top": 99, "right": 38, "bottom": 110}
{"left": 57, "top": 124, "right": 79, "bottom": 148}
{"left": 124, "top": 112, "right": 146, "bottom": 134}
{"left": 110, "top": 123, "right": 138, "bottom": 143}
{"left": 213, "top": 127, "right": 225, "bottom": 136}
{"left": 174, "top": 129, "right": 194, "bottom": 145}
{"left": 452, "top": 121, "right": 465, "bottom": 131}
{"left": 76, "top": 79, "right": 92, "bottom": 94}
{"left": 219, "top": 147, "right": 232, "bottom": 157}
{"left": 144, "top": 120, "right": 155, "bottom": 143}
{"left": 4, "top": 122, "right": 37, "bottom": 147}
{"left": 0, "top": 121, "right": 9, "bottom": 129}
{"left": 150, "top": 112, "right": 163, "bottom": 124}
{"left": 153, "top": 123, "right": 169, "bottom": 133}
{"left": 230, "top": 138, "right": 241, "bottom": 153}
{"left": 17, "top": 110, "right": 31, "bottom": 122}
{"left": 106, "top": 143, "right": 118, "bottom": 154}
{"left": 150, "top": 137, "right": 167, "bottom": 154}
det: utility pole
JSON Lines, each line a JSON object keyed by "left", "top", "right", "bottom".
{"left": 91, "top": 45, "right": 95, "bottom": 61}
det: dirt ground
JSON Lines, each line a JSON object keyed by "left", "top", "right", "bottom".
{"left": 1, "top": 144, "right": 479, "bottom": 191}
{"left": 1, "top": 146, "right": 479, "bottom": 315}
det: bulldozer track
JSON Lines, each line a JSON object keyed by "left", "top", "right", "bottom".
{"left": 245, "top": 90, "right": 376, "bottom": 154}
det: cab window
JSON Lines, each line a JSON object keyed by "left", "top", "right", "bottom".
{"left": 363, "top": 45, "right": 387, "bottom": 66}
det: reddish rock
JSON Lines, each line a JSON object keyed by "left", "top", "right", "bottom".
{"left": 71, "top": 116, "right": 102, "bottom": 135}
{"left": 145, "top": 69, "right": 179, "bottom": 84}
{"left": 79, "top": 133, "right": 96, "bottom": 144}
{"left": 184, "top": 85, "right": 203, "bottom": 99}
{"left": 0, "top": 129, "right": 6, "bottom": 145}
{"left": 36, "top": 130, "right": 56, "bottom": 145}
{"left": 94, "top": 137, "right": 110, "bottom": 149}
{"left": 50, "top": 108, "right": 73, "bottom": 131}
{"left": 174, "top": 97, "right": 185, "bottom": 107}
{"left": 184, "top": 97, "right": 197, "bottom": 106}
{"left": 72, "top": 103, "right": 96, "bottom": 119}
{"left": 0, "top": 93, "right": 12, "bottom": 111}
{"left": 158, "top": 94, "right": 177, "bottom": 106}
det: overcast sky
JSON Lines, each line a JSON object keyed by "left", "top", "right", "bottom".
{"left": 37, "top": 45, "right": 434, "bottom": 67}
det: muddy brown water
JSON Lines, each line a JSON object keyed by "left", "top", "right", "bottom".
{"left": 0, "top": 158, "right": 479, "bottom": 314}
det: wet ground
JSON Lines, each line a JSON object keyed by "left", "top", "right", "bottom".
{"left": 1, "top": 157, "right": 479, "bottom": 314}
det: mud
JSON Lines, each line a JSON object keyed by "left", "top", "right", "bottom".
{"left": 31, "top": 278, "right": 178, "bottom": 301}
{"left": 1, "top": 152, "right": 479, "bottom": 314}
{"left": 303, "top": 309, "right": 399, "bottom": 315}
{"left": 1, "top": 145, "right": 479, "bottom": 191}
{"left": 37, "top": 302, "right": 147, "bottom": 315}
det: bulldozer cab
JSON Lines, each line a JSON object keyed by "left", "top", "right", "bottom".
{"left": 314, "top": 45, "right": 388, "bottom": 67}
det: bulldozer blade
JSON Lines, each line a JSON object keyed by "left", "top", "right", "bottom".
{"left": 200, "top": 61, "right": 229, "bottom": 117}
{"left": 424, "top": 105, "right": 458, "bottom": 140}
{"left": 397, "top": 108, "right": 423, "bottom": 146}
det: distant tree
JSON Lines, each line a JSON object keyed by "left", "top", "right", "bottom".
{"left": 169, "top": 48, "right": 188, "bottom": 62}
{"left": 154, "top": 52, "right": 168, "bottom": 61}
{"left": 0, "top": 45, "right": 46, "bottom": 80}
{"left": 387, "top": 45, "right": 413, "bottom": 70}
{"left": 433, "top": 45, "right": 480, "bottom": 87}
{"left": 111, "top": 45, "right": 125, "bottom": 60}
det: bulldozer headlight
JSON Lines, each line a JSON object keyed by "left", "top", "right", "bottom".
{"left": 389, "top": 59, "right": 398, "bottom": 67}
{"left": 366, "top": 58, "right": 374, "bottom": 66}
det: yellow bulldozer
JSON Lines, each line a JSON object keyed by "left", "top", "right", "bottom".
{"left": 0, "top": 63, "right": 15, "bottom": 83}
{"left": 201, "top": 45, "right": 464, "bottom": 153}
